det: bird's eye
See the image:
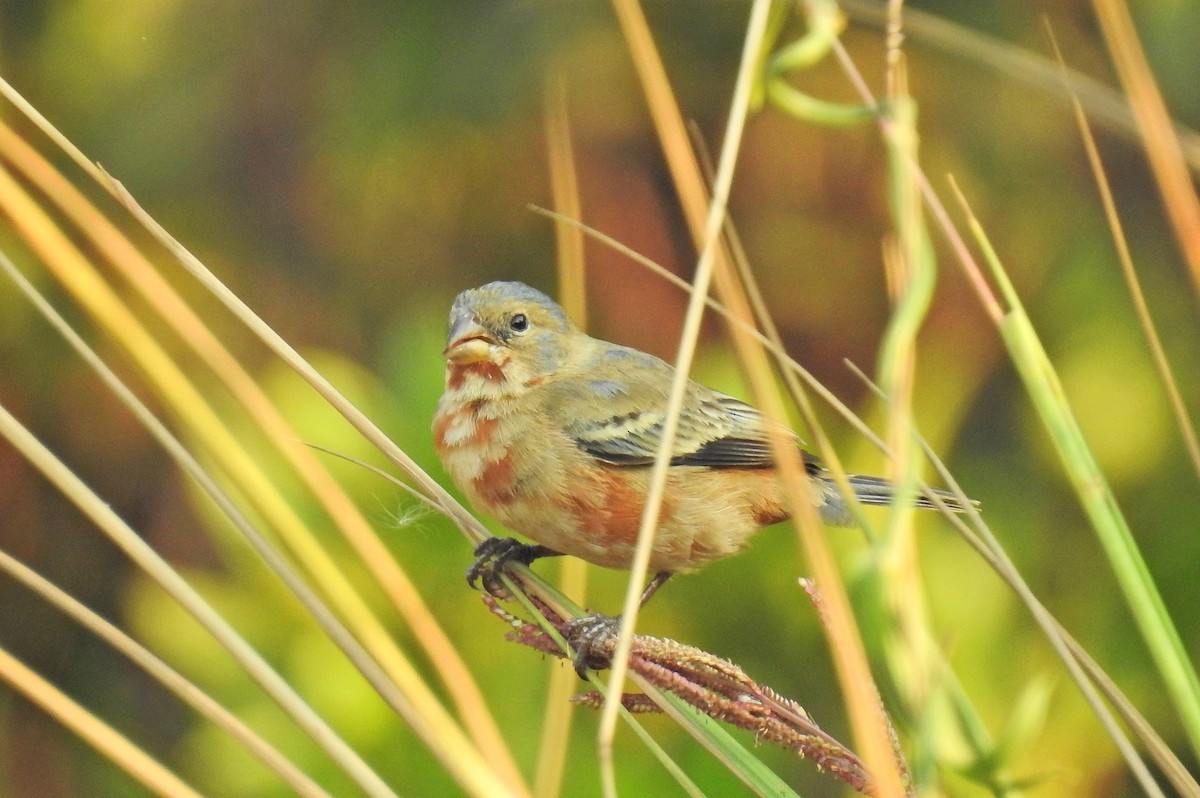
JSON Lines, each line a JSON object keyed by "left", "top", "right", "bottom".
{"left": 509, "top": 313, "right": 529, "bottom": 333}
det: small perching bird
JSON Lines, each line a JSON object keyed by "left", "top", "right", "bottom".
{"left": 433, "top": 281, "right": 969, "bottom": 667}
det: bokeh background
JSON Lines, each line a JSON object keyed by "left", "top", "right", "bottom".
{"left": 0, "top": 1, "right": 1198, "bottom": 795}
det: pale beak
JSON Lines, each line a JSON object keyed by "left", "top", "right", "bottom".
{"left": 443, "top": 314, "right": 494, "bottom": 364}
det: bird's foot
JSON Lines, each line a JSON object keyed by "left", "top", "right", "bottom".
{"left": 566, "top": 613, "right": 622, "bottom": 679}
{"left": 465, "top": 538, "right": 557, "bottom": 598}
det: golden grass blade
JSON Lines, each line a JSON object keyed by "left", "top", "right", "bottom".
{"left": 0, "top": 135, "right": 523, "bottom": 793}
{"left": 101, "top": 167, "right": 488, "bottom": 541}
{"left": 0, "top": 242, "right": 525, "bottom": 795}
{"left": 0, "top": 401, "right": 399, "bottom": 798}
{"left": 534, "top": 73, "right": 590, "bottom": 798}
{"left": 101, "top": 183, "right": 528, "bottom": 794}
{"left": 546, "top": 74, "right": 589, "bottom": 329}
{"left": 92, "top": 176, "right": 526, "bottom": 794}
{"left": 1092, "top": 0, "right": 1200, "bottom": 296}
{"left": 611, "top": 1, "right": 906, "bottom": 793}
{"left": 0, "top": 646, "right": 203, "bottom": 798}
{"left": 0, "top": 549, "right": 332, "bottom": 798}
{"left": 602, "top": 2, "right": 816, "bottom": 795}
{"left": 0, "top": 75, "right": 485, "bottom": 545}
{"left": 1049, "top": 28, "right": 1200, "bottom": 485}
{"left": 0, "top": 114, "right": 523, "bottom": 792}
{"left": 0, "top": 149, "right": 389, "bottom": 697}
{"left": 687, "top": 119, "right": 892, "bottom": 537}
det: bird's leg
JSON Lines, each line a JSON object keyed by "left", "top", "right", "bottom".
{"left": 638, "top": 570, "right": 673, "bottom": 606}
{"left": 566, "top": 570, "right": 673, "bottom": 678}
{"left": 466, "top": 537, "right": 562, "bottom": 598}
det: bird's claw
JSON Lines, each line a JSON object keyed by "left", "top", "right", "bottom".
{"left": 566, "top": 613, "right": 622, "bottom": 679}
{"left": 465, "top": 537, "right": 551, "bottom": 599}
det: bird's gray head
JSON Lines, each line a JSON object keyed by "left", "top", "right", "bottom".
{"left": 442, "top": 281, "right": 578, "bottom": 380}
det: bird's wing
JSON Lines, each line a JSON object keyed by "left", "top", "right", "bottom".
{"left": 549, "top": 346, "right": 800, "bottom": 469}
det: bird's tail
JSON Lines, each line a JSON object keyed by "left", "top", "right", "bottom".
{"left": 839, "top": 473, "right": 972, "bottom": 512}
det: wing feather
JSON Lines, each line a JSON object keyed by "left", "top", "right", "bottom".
{"left": 549, "top": 348, "right": 800, "bottom": 469}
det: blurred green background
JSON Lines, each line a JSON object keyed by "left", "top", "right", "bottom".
{"left": 0, "top": 1, "right": 1198, "bottom": 795}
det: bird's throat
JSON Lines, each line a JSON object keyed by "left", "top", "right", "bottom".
{"left": 446, "top": 360, "right": 506, "bottom": 392}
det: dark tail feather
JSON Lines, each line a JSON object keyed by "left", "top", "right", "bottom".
{"left": 841, "top": 474, "right": 973, "bottom": 512}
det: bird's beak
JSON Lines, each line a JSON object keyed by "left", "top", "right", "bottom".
{"left": 443, "top": 314, "right": 494, "bottom": 364}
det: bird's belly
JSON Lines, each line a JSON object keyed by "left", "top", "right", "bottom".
{"left": 434, "top": 399, "right": 782, "bottom": 573}
{"left": 504, "top": 465, "right": 780, "bottom": 573}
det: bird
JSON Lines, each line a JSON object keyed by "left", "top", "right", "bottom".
{"left": 433, "top": 280, "right": 969, "bottom": 672}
